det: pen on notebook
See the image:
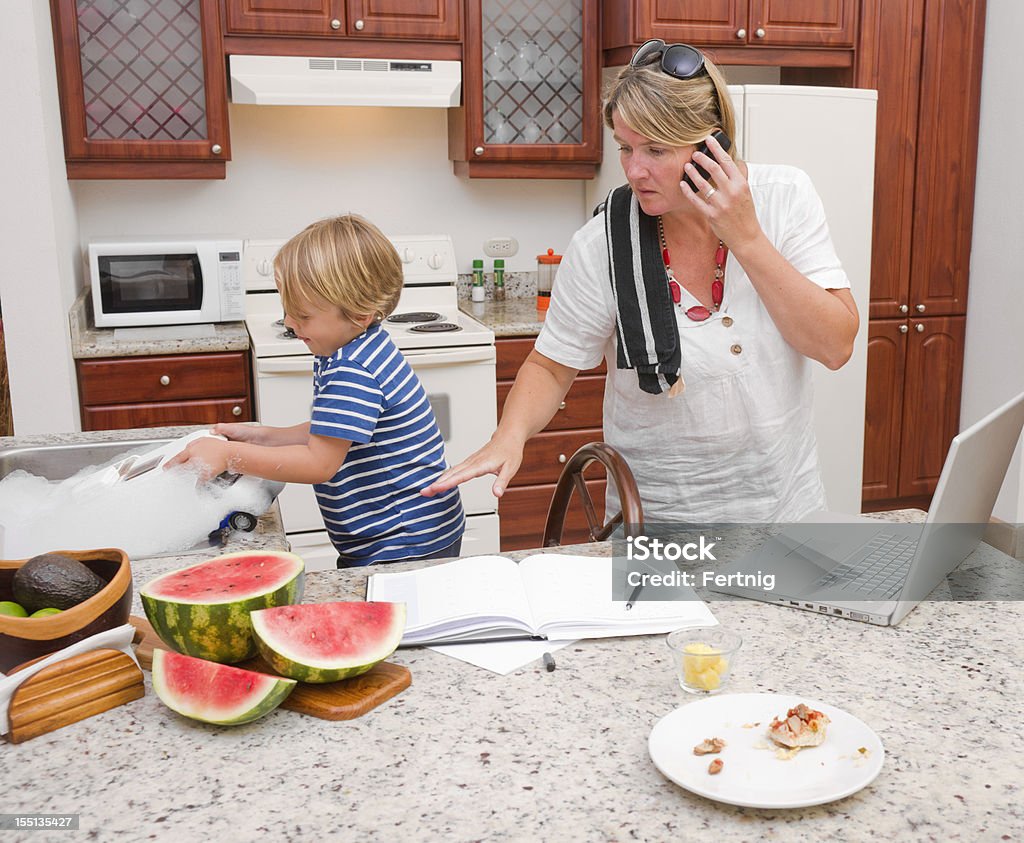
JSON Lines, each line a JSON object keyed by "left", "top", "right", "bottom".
{"left": 542, "top": 652, "right": 556, "bottom": 672}
{"left": 625, "top": 581, "right": 643, "bottom": 611}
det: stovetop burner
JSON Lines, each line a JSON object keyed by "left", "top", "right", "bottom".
{"left": 279, "top": 328, "right": 297, "bottom": 339}
{"left": 409, "top": 322, "right": 462, "bottom": 333}
{"left": 387, "top": 311, "right": 442, "bottom": 324}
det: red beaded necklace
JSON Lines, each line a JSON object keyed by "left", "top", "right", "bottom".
{"left": 657, "top": 216, "right": 727, "bottom": 322}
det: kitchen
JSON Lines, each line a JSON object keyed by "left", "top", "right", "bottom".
{"left": 1, "top": 0, "right": 1023, "bottom": 838}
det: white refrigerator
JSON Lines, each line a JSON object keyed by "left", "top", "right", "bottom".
{"left": 585, "top": 83, "right": 877, "bottom": 515}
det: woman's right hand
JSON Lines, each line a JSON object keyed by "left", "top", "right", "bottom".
{"left": 421, "top": 434, "right": 525, "bottom": 498}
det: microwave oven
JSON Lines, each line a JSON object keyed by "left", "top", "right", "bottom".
{"left": 88, "top": 239, "right": 245, "bottom": 328}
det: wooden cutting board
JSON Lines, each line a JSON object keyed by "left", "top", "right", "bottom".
{"left": 130, "top": 616, "right": 410, "bottom": 721}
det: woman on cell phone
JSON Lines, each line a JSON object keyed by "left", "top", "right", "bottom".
{"left": 424, "top": 41, "right": 859, "bottom": 523}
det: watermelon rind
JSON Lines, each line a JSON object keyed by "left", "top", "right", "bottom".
{"left": 151, "top": 648, "right": 295, "bottom": 726}
{"left": 141, "top": 551, "right": 305, "bottom": 664}
{"left": 250, "top": 602, "right": 406, "bottom": 684}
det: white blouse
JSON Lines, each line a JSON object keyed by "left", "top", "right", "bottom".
{"left": 534, "top": 163, "right": 850, "bottom": 523}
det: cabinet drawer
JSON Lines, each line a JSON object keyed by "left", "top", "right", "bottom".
{"left": 498, "top": 480, "right": 606, "bottom": 551}
{"left": 496, "top": 336, "right": 607, "bottom": 380}
{"left": 81, "top": 397, "right": 252, "bottom": 432}
{"left": 498, "top": 375, "right": 605, "bottom": 431}
{"left": 77, "top": 353, "right": 250, "bottom": 405}
{"left": 512, "top": 428, "right": 607, "bottom": 487}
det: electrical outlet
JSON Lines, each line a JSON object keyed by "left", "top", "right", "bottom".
{"left": 483, "top": 237, "right": 519, "bottom": 258}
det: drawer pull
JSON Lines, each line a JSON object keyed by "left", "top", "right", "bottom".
{"left": 558, "top": 401, "right": 566, "bottom": 410}
{"left": 159, "top": 375, "right": 170, "bottom": 386}
{"left": 232, "top": 405, "right": 242, "bottom": 416}
{"left": 558, "top": 454, "right": 566, "bottom": 464}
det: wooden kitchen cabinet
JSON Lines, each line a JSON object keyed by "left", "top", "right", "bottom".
{"left": 223, "top": 0, "right": 460, "bottom": 41}
{"left": 857, "top": 0, "right": 985, "bottom": 509}
{"left": 602, "top": 0, "right": 858, "bottom": 66}
{"left": 448, "top": 0, "right": 602, "bottom": 178}
{"left": 49, "top": 0, "right": 230, "bottom": 179}
{"left": 77, "top": 351, "right": 253, "bottom": 432}
{"left": 496, "top": 337, "right": 608, "bottom": 550}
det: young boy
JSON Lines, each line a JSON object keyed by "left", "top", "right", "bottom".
{"left": 167, "top": 215, "right": 465, "bottom": 566}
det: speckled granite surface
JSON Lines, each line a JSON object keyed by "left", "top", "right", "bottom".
{"left": 2, "top": 462, "right": 1022, "bottom": 842}
{"left": 459, "top": 296, "right": 547, "bottom": 337}
{"left": 69, "top": 289, "right": 249, "bottom": 359}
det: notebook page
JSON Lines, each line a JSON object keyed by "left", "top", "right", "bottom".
{"left": 519, "top": 553, "right": 716, "bottom": 636}
{"left": 368, "top": 555, "right": 535, "bottom": 634}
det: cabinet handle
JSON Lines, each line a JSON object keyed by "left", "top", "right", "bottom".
{"left": 736, "top": 28, "right": 746, "bottom": 38}
{"left": 330, "top": 18, "right": 341, "bottom": 30}
{"left": 558, "top": 454, "right": 567, "bottom": 464}
{"left": 354, "top": 19, "right": 364, "bottom": 31}
{"left": 915, "top": 304, "right": 926, "bottom": 312}
{"left": 159, "top": 375, "right": 170, "bottom": 386}
{"left": 474, "top": 146, "right": 485, "bottom": 156}
{"left": 232, "top": 405, "right": 242, "bottom": 417}
{"left": 915, "top": 323, "right": 925, "bottom": 332}
{"left": 211, "top": 144, "right": 222, "bottom": 155}
{"left": 899, "top": 324, "right": 909, "bottom": 334}
{"left": 899, "top": 304, "right": 908, "bottom": 313}
{"left": 755, "top": 27, "right": 766, "bottom": 38}
{"left": 558, "top": 401, "right": 566, "bottom": 410}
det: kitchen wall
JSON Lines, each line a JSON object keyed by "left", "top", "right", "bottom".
{"left": 2, "top": 3, "right": 1021, "bottom": 528}
{"left": 963, "top": 0, "right": 1024, "bottom": 526}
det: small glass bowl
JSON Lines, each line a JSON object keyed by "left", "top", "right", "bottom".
{"left": 666, "top": 626, "right": 742, "bottom": 695}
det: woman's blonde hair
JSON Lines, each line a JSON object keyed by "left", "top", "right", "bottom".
{"left": 274, "top": 214, "right": 403, "bottom": 322}
{"left": 602, "top": 52, "right": 738, "bottom": 154}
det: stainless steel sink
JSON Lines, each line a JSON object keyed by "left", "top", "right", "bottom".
{"left": 0, "top": 438, "right": 168, "bottom": 481}
{"left": 0, "top": 437, "right": 224, "bottom": 559}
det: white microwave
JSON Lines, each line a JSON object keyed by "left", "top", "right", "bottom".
{"left": 88, "top": 239, "right": 245, "bottom": 328}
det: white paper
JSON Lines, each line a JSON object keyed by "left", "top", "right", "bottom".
{"left": 428, "top": 638, "right": 576, "bottom": 675}
{"left": 0, "top": 624, "right": 139, "bottom": 735}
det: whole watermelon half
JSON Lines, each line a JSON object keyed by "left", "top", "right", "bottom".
{"left": 141, "top": 551, "right": 305, "bottom": 663}
{"left": 250, "top": 601, "right": 406, "bottom": 683}
{"left": 151, "top": 648, "right": 296, "bottom": 726}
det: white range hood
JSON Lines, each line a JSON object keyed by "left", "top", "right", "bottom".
{"left": 229, "top": 55, "right": 462, "bottom": 108}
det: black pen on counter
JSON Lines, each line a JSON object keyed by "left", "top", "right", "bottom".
{"left": 625, "top": 581, "right": 643, "bottom": 611}
{"left": 542, "top": 652, "right": 556, "bottom": 672}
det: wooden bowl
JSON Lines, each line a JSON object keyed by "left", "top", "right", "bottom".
{"left": 0, "top": 549, "right": 132, "bottom": 673}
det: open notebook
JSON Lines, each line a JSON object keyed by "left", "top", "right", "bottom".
{"left": 366, "top": 553, "right": 717, "bottom": 645}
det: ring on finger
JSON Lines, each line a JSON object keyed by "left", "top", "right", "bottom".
{"left": 704, "top": 186, "right": 718, "bottom": 200}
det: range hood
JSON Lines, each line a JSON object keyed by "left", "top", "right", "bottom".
{"left": 229, "top": 55, "right": 461, "bottom": 108}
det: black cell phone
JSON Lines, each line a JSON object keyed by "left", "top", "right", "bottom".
{"left": 682, "top": 129, "right": 733, "bottom": 192}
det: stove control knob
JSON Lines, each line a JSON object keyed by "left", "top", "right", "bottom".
{"left": 427, "top": 253, "right": 444, "bottom": 270}
{"left": 401, "top": 247, "right": 415, "bottom": 264}
{"left": 257, "top": 259, "right": 273, "bottom": 276}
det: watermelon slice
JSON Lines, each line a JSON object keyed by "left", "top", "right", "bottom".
{"left": 141, "top": 551, "right": 305, "bottom": 663}
{"left": 250, "top": 602, "right": 406, "bottom": 683}
{"left": 151, "top": 648, "right": 296, "bottom": 726}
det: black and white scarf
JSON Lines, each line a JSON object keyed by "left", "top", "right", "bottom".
{"left": 602, "top": 185, "right": 683, "bottom": 396}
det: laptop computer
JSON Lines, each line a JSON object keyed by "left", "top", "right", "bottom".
{"left": 712, "top": 391, "right": 1024, "bottom": 626}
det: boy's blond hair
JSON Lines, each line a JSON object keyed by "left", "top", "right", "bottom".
{"left": 274, "top": 214, "right": 403, "bottom": 322}
{"left": 602, "top": 55, "right": 738, "bottom": 156}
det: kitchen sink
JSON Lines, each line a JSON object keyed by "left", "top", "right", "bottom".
{"left": 0, "top": 437, "right": 225, "bottom": 560}
{"left": 0, "top": 438, "right": 165, "bottom": 482}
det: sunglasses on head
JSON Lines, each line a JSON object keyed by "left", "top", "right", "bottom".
{"left": 630, "top": 39, "right": 706, "bottom": 80}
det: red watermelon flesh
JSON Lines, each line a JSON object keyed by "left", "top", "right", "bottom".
{"left": 151, "top": 648, "right": 296, "bottom": 726}
{"left": 250, "top": 602, "right": 406, "bottom": 683}
{"left": 144, "top": 552, "right": 303, "bottom": 602}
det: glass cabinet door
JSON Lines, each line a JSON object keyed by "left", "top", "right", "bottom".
{"left": 458, "top": 0, "right": 600, "bottom": 176}
{"left": 52, "top": 0, "right": 229, "bottom": 177}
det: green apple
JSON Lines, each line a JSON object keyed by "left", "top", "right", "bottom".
{"left": 0, "top": 600, "right": 29, "bottom": 617}
{"left": 29, "top": 607, "right": 62, "bottom": 618}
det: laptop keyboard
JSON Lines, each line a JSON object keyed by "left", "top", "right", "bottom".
{"left": 814, "top": 533, "right": 917, "bottom": 599}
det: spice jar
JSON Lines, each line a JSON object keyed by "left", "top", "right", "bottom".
{"left": 536, "top": 248, "right": 562, "bottom": 311}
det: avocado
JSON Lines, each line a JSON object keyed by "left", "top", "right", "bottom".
{"left": 12, "top": 553, "right": 107, "bottom": 613}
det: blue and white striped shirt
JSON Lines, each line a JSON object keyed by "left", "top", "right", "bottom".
{"left": 309, "top": 324, "right": 465, "bottom": 565}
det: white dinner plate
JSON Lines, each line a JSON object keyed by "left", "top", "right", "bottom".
{"left": 648, "top": 692, "right": 884, "bottom": 809}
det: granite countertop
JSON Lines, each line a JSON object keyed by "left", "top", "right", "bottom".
{"left": 3, "top": 484, "right": 1022, "bottom": 839}
{"left": 69, "top": 289, "right": 249, "bottom": 359}
{"left": 460, "top": 296, "right": 547, "bottom": 337}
